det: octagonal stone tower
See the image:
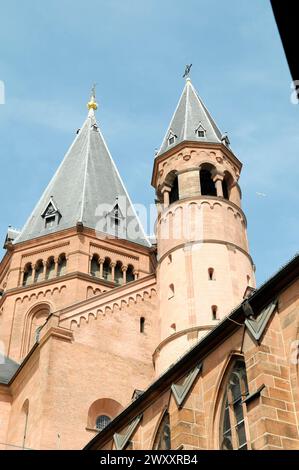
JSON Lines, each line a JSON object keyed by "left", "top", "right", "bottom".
{"left": 152, "top": 78, "right": 255, "bottom": 374}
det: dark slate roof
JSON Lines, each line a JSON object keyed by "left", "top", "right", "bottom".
{"left": 157, "top": 78, "right": 223, "bottom": 156}
{"left": 15, "top": 108, "right": 150, "bottom": 247}
{"left": 0, "top": 355, "right": 19, "bottom": 384}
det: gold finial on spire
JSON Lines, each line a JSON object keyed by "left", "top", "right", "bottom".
{"left": 87, "top": 83, "right": 98, "bottom": 111}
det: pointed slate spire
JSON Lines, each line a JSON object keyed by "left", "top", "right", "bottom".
{"left": 15, "top": 90, "right": 150, "bottom": 247}
{"left": 157, "top": 78, "right": 223, "bottom": 156}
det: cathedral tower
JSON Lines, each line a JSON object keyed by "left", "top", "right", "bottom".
{"left": 152, "top": 78, "right": 255, "bottom": 374}
{"left": 0, "top": 91, "right": 154, "bottom": 363}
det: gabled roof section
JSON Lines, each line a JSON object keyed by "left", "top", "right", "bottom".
{"left": 14, "top": 96, "right": 150, "bottom": 247}
{"left": 245, "top": 300, "right": 277, "bottom": 342}
{"left": 113, "top": 414, "right": 142, "bottom": 450}
{"left": 171, "top": 362, "right": 202, "bottom": 407}
{"left": 0, "top": 355, "right": 20, "bottom": 384}
{"left": 41, "top": 197, "right": 61, "bottom": 219}
{"left": 157, "top": 78, "right": 223, "bottom": 156}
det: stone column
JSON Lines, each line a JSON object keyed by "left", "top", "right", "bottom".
{"left": 110, "top": 262, "right": 116, "bottom": 283}
{"left": 122, "top": 265, "right": 128, "bottom": 284}
{"left": 133, "top": 270, "right": 139, "bottom": 281}
{"left": 54, "top": 257, "right": 59, "bottom": 277}
{"left": 41, "top": 260, "right": 47, "bottom": 281}
{"left": 19, "top": 269, "right": 24, "bottom": 287}
{"left": 161, "top": 184, "right": 172, "bottom": 209}
{"left": 32, "top": 266, "right": 36, "bottom": 284}
{"left": 99, "top": 258, "right": 104, "bottom": 278}
{"left": 212, "top": 171, "right": 224, "bottom": 198}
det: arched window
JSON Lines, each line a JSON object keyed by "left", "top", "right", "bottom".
{"left": 208, "top": 267, "right": 215, "bottom": 280}
{"left": 45, "top": 257, "right": 55, "bottom": 280}
{"left": 169, "top": 175, "right": 179, "bottom": 204}
{"left": 114, "top": 262, "right": 123, "bottom": 285}
{"left": 220, "top": 359, "right": 249, "bottom": 450}
{"left": 153, "top": 412, "right": 171, "bottom": 450}
{"left": 87, "top": 398, "right": 123, "bottom": 431}
{"left": 126, "top": 265, "right": 135, "bottom": 283}
{"left": 34, "top": 260, "right": 44, "bottom": 283}
{"left": 222, "top": 171, "right": 233, "bottom": 201}
{"left": 57, "top": 254, "right": 67, "bottom": 276}
{"left": 222, "top": 179, "right": 229, "bottom": 200}
{"left": 22, "top": 303, "right": 51, "bottom": 357}
{"left": 23, "top": 264, "right": 33, "bottom": 286}
{"left": 96, "top": 415, "right": 111, "bottom": 431}
{"left": 200, "top": 166, "right": 217, "bottom": 196}
{"left": 91, "top": 255, "right": 100, "bottom": 277}
{"left": 140, "top": 317, "right": 145, "bottom": 333}
{"left": 103, "top": 258, "right": 112, "bottom": 281}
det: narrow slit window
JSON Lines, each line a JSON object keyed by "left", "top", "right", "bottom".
{"left": 208, "top": 268, "right": 215, "bottom": 280}
{"left": 140, "top": 317, "right": 145, "bottom": 333}
{"left": 168, "top": 284, "right": 174, "bottom": 299}
{"left": 212, "top": 305, "right": 218, "bottom": 320}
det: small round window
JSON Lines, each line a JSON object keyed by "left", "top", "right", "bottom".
{"left": 95, "top": 415, "right": 111, "bottom": 431}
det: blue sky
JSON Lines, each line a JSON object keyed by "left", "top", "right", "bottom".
{"left": 0, "top": 0, "right": 298, "bottom": 286}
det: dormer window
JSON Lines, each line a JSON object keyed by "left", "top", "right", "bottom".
{"left": 195, "top": 123, "right": 206, "bottom": 138}
{"left": 111, "top": 204, "right": 121, "bottom": 228}
{"left": 41, "top": 198, "right": 61, "bottom": 229}
{"left": 45, "top": 216, "right": 56, "bottom": 228}
{"left": 167, "top": 131, "right": 176, "bottom": 146}
{"left": 106, "top": 202, "right": 125, "bottom": 237}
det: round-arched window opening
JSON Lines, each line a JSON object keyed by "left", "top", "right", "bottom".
{"left": 95, "top": 415, "right": 111, "bottom": 431}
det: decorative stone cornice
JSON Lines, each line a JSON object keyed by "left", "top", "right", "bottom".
{"left": 21, "top": 241, "right": 70, "bottom": 259}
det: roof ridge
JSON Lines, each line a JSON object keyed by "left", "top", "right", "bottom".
{"left": 79, "top": 115, "right": 93, "bottom": 223}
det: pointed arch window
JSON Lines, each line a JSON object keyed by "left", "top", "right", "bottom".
{"left": 220, "top": 359, "right": 249, "bottom": 450}
{"left": 153, "top": 412, "right": 171, "bottom": 450}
